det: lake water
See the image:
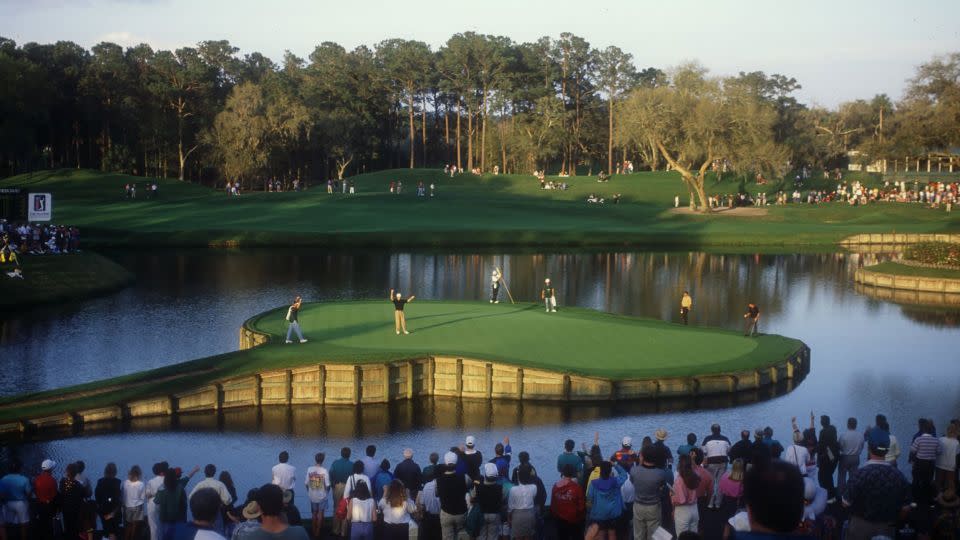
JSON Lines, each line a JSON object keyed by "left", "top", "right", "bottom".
{"left": 1, "top": 248, "right": 957, "bottom": 516}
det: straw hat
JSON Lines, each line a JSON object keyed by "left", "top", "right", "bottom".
{"left": 655, "top": 429, "right": 668, "bottom": 441}
{"left": 242, "top": 501, "right": 262, "bottom": 520}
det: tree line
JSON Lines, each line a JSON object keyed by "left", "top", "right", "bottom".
{"left": 0, "top": 34, "right": 957, "bottom": 205}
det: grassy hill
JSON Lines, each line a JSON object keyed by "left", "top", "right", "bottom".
{"left": 1, "top": 168, "right": 957, "bottom": 248}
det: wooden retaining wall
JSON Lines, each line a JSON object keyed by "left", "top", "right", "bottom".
{"left": 0, "top": 332, "right": 811, "bottom": 434}
{"left": 840, "top": 233, "right": 960, "bottom": 247}
{"left": 855, "top": 267, "right": 960, "bottom": 295}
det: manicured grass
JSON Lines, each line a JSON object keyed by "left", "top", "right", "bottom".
{"left": 248, "top": 301, "right": 802, "bottom": 378}
{"left": 0, "top": 252, "right": 133, "bottom": 309}
{"left": 0, "top": 301, "right": 804, "bottom": 423}
{"left": 866, "top": 262, "right": 960, "bottom": 280}
{"left": 1, "top": 168, "right": 956, "bottom": 248}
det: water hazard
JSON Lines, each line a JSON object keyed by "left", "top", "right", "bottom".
{"left": 1, "top": 249, "right": 957, "bottom": 514}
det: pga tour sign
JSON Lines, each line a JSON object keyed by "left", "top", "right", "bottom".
{"left": 28, "top": 193, "right": 52, "bottom": 222}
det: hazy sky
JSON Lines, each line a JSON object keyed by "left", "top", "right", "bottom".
{"left": 2, "top": 0, "right": 958, "bottom": 107}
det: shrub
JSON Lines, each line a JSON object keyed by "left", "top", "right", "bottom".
{"left": 904, "top": 242, "right": 960, "bottom": 267}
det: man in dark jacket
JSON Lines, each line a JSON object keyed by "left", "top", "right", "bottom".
{"left": 817, "top": 415, "right": 841, "bottom": 502}
{"left": 729, "top": 430, "right": 753, "bottom": 465}
{"left": 393, "top": 448, "right": 422, "bottom": 499}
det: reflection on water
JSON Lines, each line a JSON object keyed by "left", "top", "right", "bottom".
{"left": 1, "top": 248, "right": 958, "bottom": 516}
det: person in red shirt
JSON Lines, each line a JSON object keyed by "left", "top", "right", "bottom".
{"left": 34, "top": 459, "right": 59, "bottom": 539}
{"left": 550, "top": 464, "right": 585, "bottom": 540}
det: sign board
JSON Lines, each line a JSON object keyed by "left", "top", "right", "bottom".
{"left": 28, "top": 193, "right": 52, "bottom": 222}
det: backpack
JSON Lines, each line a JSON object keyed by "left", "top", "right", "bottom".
{"left": 464, "top": 504, "right": 484, "bottom": 537}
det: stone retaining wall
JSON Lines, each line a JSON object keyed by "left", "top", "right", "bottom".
{"left": 840, "top": 233, "right": 960, "bottom": 247}
{"left": 855, "top": 267, "right": 960, "bottom": 295}
{"left": 0, "top": 325, "right": 811, "bottom": 434}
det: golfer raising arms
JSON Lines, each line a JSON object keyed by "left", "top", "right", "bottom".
{"left": 390, "top": 289, "right": 416, "bottom": 335}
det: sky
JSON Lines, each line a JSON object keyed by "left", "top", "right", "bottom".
{"left": 1, "top": 0, "right": 958, "bottom": 108}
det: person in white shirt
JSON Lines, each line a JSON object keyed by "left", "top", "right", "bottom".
{"left": 122, "top": 465, "right": 146, "bottom": 540}
{"left": 378, "top": 479, "right": 417, "bottom": 538}
{"left": 191, "top": 464, "right": 233, "bottom": 506}
{"left": 702, "top": 424, "right": 732, "bottom": 510}
{"left": 272, "top": 451, "right": 297, "bottom": 503}
{"left": 936, "top": 423, "right": 960, "bottom": 493}
{"left": 508, "top": 466, "right": 538, "bottom": 540}
{"left": 342, "top": 461, "right": 373, "bottom": 500}
{"left": 144, "top": 462, "right": 167, "bottom": 540}
{"left": 305, "top": 452, "right": 331, "bottom": 539}
{"left": 837, "top": 417, "right": 864, "bottom": 494}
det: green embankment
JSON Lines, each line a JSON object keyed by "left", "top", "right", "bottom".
{"left": 0, "top": 252, "right": 133, "bottom": 309}
{"left": 0, "top": 301, "right": 804, "bottom": 423}
{"left": 1, "top": 168, "right": 956, "bottom": 248}
{"left": 867, "top": 261, "right": 960, "bottom": 279}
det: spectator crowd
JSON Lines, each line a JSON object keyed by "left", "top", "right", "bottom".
{"left": 2, "top": 413, "right": 959, "bottom": 540}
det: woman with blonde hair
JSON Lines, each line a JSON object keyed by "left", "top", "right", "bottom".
{"left": 718, "top": 459, "right": 745, "bottom": 520}
{"left": 936, "top": 422, "right": 959, "bottom": 494}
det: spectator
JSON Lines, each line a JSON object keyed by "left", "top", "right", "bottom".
{"left": 838, "top": 417, "right": 863, "bottom": 494}
{"left": 393, "top": 448, "right": 422, "bottom": 498}
{"left": 191, "top": 464, "right": 234, "bottom": 509}
{"left": 509, "top": 464, "right": 539, "bottom": 540}
{"left": 490, "top": 438, "right": 512, "bottom": 479}
{"left": 232, "top": 500, "right": 262, "bottom": 540}
{"left": 703, "top": 424, "right": 732, "bottom": 509}
{"left": 342, "top": 461, "right": 372, "bottom": 500}
{"left": 378, "top": 479, "right": 416, "bottom": 540}
{"left": 361, "top": 445, "right": 379, "bottom": 479}
{"left": 145, "top": 462, "right": 169, "bottom": 540}
{"left": 729, "top": 430, "right": 753, "bottom": 466}
{"left": 475, "top": 463, "right": 505, "bottom": 540}
{"left": 551, "top": 463, "right": 585, "bottom": 540}
{"left": 415, "top": 467, "right": 441, "bottom": 540}
{"left": 271, "top": 451, "right": 296, "bottom": 505}
{"left": 672, "top": 454, "right": 701, "bottom": 535}
{"left": 372, "top": 459, "right": 394, "bottom": 503}
{"left": 305, "top": 452, "right": 330, "bottom": 540}
{"left": 435, "top": 451, "right": 469, "bottom": 540}
{"left": 587, "top": 461, "right": 627, "bottom": 540}
{"left": 347, "top": 478, "right": 377, "bottom": 540}
{"left": 60, "top": 463, "right": 87, "bottom": 540}
{"left": 629, "top": 444, "right": 673, "bottom": 540}
{"left": 96, "top": 462, "right": 122, "bottom": 540}
{"left": 250, "top": 483, "right": 309, "bottom": 539}
{"left": 911, "top": 418, "right": 940, "bottom": 506}
{"left": 155, "top": 465, "right": 200, "bottom": 538}
{"left": 122, "top": 465, "right": 146, "bottom": 540}
{"left": 842, "top": 427, "right": 911, "bottom": 539}
{"left": 34, "top": 458, "right": 59, "bottom": 539}
{"left": 816, "top": 415, "right": 840, "bottom": 502}
{"left": 329, "top": 447, "right": 353, "bottom": 537}
{"left": 462, "top": 436, "right": 484, "bottom": 481}
{"left": 677, "top": 433, "right": 698, "bottom": 460}
{"left": 737, "top": 460, "right": 806, "bottom": 538}
{"left": 557, "top": 438, "right": 584, "bottom": 478}
{"left": 167, "top": 487, "right": 226, "bottom": 540}
{"left": 936, "top": 422, "right": 959, "bottom": 494}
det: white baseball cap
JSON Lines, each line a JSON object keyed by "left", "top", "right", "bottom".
{"left": 622, "top": 436, "right": 632, "bottom": 447}
{"left": 465, "top": 436, "right": 476, "bottom": 448}
{"left": 444, "top": 451, "right": 458, "bottom": 465}
{"left": 483, "top": 463, "right": 499, "bottom": 478}
{"left": 41, "top": 459, "right": 56, "bottom": 471}
{"left": 545, "top": 278, "right": 551, "bottom": 283}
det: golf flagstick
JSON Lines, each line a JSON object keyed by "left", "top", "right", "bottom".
{"left": 497, "top": 267, "right": 516, "bottom": 304}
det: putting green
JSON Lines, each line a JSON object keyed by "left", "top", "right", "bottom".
{"left": 247, "top": 301, "right": 802, "bottom": 379}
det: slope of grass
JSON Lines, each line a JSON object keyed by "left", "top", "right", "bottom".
{"left": 1, "top": 168, "right": 956, "bottom": 248}
{"left": 0, "top": 301, "right": 804, "bottom": 423}
{"left": 866, "top": 262, "right": 960, "bottom": 279}
{"left": 0, "top": 252, "right": 133, "bottom": 308}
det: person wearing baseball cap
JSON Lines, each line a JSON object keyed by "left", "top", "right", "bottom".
{"left": 841, "top": 427, "right": 910, "bottom": 539}
{"left": 541, "top": 278, "right": 557, "bottom": 313}
{"left": 462, "top": 436, "right": 484, "bottom": 482}
{"left": 475, "top": 463, "right": 504, "bottom": 537}
{"left": 435, "top": 451, "right": 470, "bottom": 539}
{"left": 613, "top": 436, "right": 638, "bottom": 470}
{"left": 34, "top": 459, "right": 59, "bottom": 538}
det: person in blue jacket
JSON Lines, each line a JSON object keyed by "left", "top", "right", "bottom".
{"left": 586, "top": 461, "right": 628, "bottom": 540}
